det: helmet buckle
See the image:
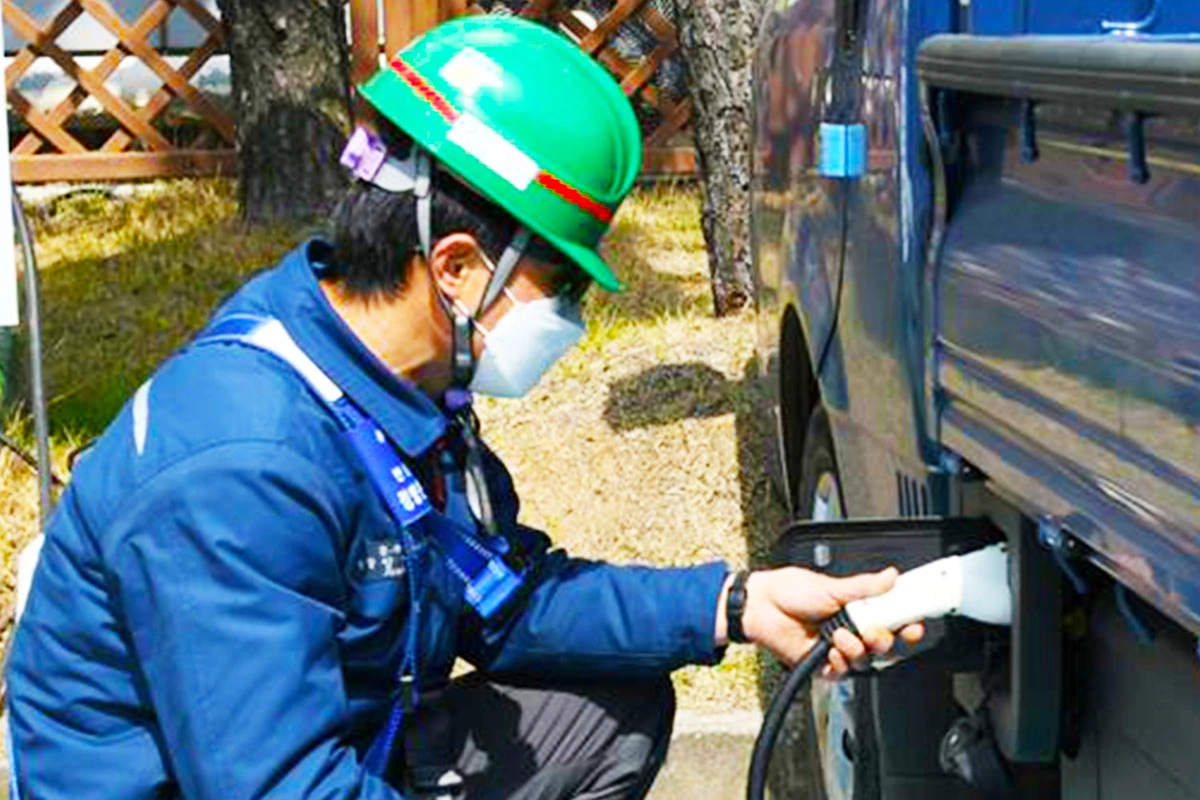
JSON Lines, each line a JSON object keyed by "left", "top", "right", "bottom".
{"left": 340, "top": 127, "right": 389, "bottom": 183}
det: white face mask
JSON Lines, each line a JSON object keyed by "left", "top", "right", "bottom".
{"left": 457, "top": 289, "right": 586, "bottom": 398}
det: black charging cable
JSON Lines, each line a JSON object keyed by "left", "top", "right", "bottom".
{"left": 746, "top": 609, "right": 859, "bottom": 800}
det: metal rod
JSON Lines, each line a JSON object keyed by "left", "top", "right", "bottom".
{"left": 12, "top": 187, "right": 53, "bottom": 525}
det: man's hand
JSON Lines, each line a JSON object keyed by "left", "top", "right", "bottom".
{"left": 716, "top": 567, "right": 925, "bottom": 678}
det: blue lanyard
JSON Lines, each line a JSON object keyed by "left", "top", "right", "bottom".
{"left": 194, "top": 314, "right": 525, "bottom": 774}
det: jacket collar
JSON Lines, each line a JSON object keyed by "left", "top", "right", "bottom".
{"left": 267, "top": 239, "right": 449, "bottom": 457}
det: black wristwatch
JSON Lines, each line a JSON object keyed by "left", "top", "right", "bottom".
{"left": 726, "top": 570, "right": 751, "bottom": 644}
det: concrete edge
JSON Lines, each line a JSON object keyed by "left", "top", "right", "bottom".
{"left": 672, "top": 708, "right": 763, "bottom": 738}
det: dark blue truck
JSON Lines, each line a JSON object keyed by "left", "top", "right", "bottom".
{"left": 751, "top": 1, "right": 1200, "bottom": 797}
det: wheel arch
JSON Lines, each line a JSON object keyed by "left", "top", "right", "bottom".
{"left": 779, "top": 303, "right": 822, "bottom": 514}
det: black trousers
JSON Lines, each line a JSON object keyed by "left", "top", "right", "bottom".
{"left": 405, "top": 674, "right": 676, "bottom": 800}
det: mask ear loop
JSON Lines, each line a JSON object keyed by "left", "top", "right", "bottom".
{"left": 479, "top": 227, "right": 531, "bottom": 314}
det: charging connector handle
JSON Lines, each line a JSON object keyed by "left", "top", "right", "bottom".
{"left": 846, "top": 543, "right": 1012, "bottom": 632}
{"left": 746, "top": 544, "right": 1012, "bottom": 800}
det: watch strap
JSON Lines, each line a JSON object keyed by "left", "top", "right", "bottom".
{"left": 726, "top": 570, "right": 751, "bottom": 645}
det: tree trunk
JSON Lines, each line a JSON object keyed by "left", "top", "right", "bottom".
{"left": 216, "top": 0, "right": 352, "bottom": 224}
{"left": 677, "top": 0, "right": 768, "bottom": 316}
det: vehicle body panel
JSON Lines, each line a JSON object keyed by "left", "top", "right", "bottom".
{"left": 753, "top": 1, "right": 1200, "bottom": 796}
{"left": 935, "top": 105, "right": 1200, "bottom": 631}
{"left": 753, "top": 0, "right": 1200, "bottom": 628}
{"left": 753, "top": 0, "right": 954, "bottom": 516}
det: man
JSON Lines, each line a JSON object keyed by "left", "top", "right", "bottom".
{"left": 7, "top": 16, "right": 920, "bottom": 800}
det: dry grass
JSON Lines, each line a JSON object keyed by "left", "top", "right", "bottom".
{"left": 0, "top": 179, "right": 787, "bottom": 711}
{"left": 0, "top": 422, "right": 76, "bottom": 630}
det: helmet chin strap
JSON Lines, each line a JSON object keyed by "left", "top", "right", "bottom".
{"left": 412, "top": 148, "right": 531, "bottom": 392}
{"left": 481, "top": 227, "right": 531, "bottom": 312}
{"left": 410, "top": 149, "right": 524, "bottom": 540}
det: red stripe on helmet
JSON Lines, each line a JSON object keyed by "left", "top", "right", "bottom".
{"left": 390, "top": 58, "right": 459, "bottom": 122}
{"left": 536, "top": 171, "right": 615, "bottom": 224}
{"left": 389, "top": 57, "right": 614, "bottom": 225}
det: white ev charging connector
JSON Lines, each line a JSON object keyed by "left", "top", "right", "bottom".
{"left": 748, "top": 543, "right": 1013, "bottom": 800}
{"left": 845, "top": 542, "right": 1012, "bottom": 633}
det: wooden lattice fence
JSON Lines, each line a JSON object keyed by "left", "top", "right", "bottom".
{"left": 4, "top": 0, "right": 235, "bottom": 182}
{"left": 5, "top": 0, "right": 693, "bottom": 183}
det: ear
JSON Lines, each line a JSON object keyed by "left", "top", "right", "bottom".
{"left": 427, "top": 233, "right": 488, "bottom": 305}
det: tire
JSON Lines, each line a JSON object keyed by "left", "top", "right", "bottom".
{"left": 783, "top": 405, "right": 880, "bottom": 800}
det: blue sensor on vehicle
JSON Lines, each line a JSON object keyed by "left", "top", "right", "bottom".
{"left": 818, "top": 123, "right": 867, "bottom": 178}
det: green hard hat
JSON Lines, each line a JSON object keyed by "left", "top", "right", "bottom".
{"left": 359, "top": 15, "right": 642, "bottom": 292}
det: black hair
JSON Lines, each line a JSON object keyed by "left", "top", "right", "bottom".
{"left": 328, "top": 119, "right": 591, "bottom": 303}
{"left": 326, "top": 120, "right": 520, "bottom": 300}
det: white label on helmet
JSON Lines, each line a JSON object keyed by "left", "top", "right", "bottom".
{"left": 447, "top": 113, "right": 539, "bottom": 191}
{"left": 439, "top": 48, "right": 504, "bottom": 96}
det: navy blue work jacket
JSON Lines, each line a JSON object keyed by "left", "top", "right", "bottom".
{"left": 7, "top": 240, "right": 729, "bottom": 799}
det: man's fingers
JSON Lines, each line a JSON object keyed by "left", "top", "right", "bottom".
{"left": 830, "top": 627, "right": 866, "bottom": 666}
{"left": 827, "top": 647, "right": 849, "bottom": 676}
{"left": 828, "top": 567, "right": 898, "bottom": 605}
{"left": 900, "top": 623, "right": 924, "bottom": 645}
{"left": 862, "top": 627, "right": 895, "bottom": 656}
